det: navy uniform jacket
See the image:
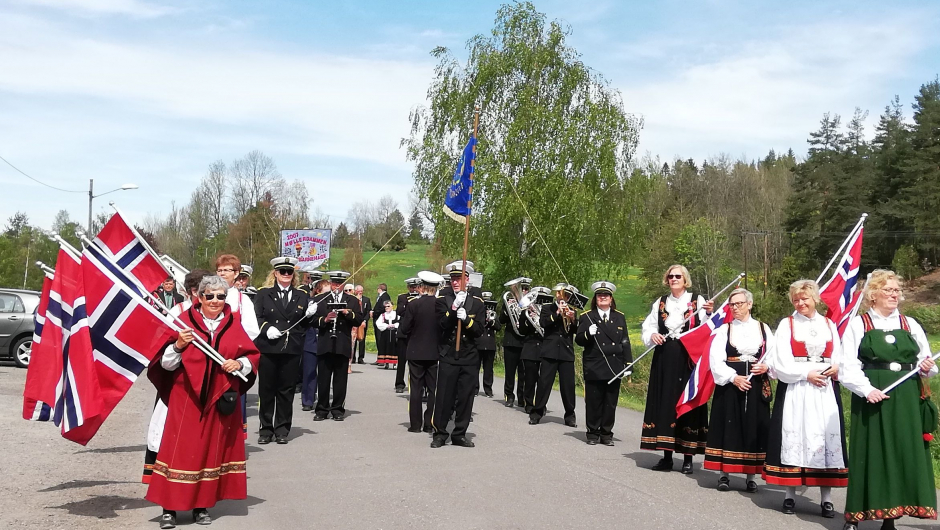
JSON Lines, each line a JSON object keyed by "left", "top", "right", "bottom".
{"left": 575, "top": 308, "right": 632, "bottom": 381}
{"left": 519, "top": 309, "right": 542, "bottom": 362}
{"left": 478, "top": 306, "right": 501, "bottom": 352}
{"left": 498, "top": 294, "right": 526, "bottom": 349}
{"left": 435, "top": 292, "right": 485, "bottom": 366}
{"left": 313, "top": 291, "right": 364, "bottom": 357}
{"left": 398, "top": 295, "right": 439, "bottom": 362}
{"left": 254, "top": 286, "right": 311, "bottom": 355}
{"left": 539, "top": 302, "right": 577, "bottom": 362}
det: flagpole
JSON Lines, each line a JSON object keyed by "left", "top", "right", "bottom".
{"left": 455, "top": 106, "right": 480, "bottom": 352}
{"left": 608, "top": 272, "right": 744, "bottom": 384}
{"left": 815, "top": 213, "right": 867, "bottom": 284}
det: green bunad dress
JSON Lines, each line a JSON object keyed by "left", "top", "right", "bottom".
{"left": 840, "top": 309, "right": 938, "bottom": 524}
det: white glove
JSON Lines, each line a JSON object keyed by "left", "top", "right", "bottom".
{"left": 305, "top": 302, "right": 318, "bottom": 317}
{"left": 453, "top": 291, "right": 467, "bottom": 309}
{"left": 588, "top": 324, "right": 598, "bottom": 336}
{"left": 266, "top": 327, "right": 283, "bottom": 340}
{"left": 456, "top": 308, "right": 468, "bottom": 321}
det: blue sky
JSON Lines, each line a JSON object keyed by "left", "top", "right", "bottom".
{"left": 0, "top": 0, "right": 937, "bottom": 231}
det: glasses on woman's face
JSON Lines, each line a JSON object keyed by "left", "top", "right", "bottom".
{"left": 202, "top": 293, "right": 225, "bottom": 301}
{"left": 882, "top": 288, "right": 902, "bottom": 296}
{"left": 277, "top": 269, "right": 294, "bottom": 276}
{"left": 667, "top": 274, "right": 683, "bottom": 280}
{"left": 217, "top": 268, "right": 235, "bottom": 274}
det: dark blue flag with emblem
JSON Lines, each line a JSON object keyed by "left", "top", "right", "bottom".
{"left": 443, "top": 136, "right": 477, "bottom": 223}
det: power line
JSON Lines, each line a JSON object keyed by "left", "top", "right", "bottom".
{"left": 0, "top": 153, "right": 85, "bottom": 193}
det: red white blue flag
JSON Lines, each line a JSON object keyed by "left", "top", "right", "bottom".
{"left": 819, "top": 225, "right": 864, "bottom": 337}
{"left": 94, "top": 211, "right": 169, "bottom": 292}
{"left": 22, "top": 272, "right": 56, "bottom": 421}
{"left": 676, "top": 301, "right": 733, "bottom": 417}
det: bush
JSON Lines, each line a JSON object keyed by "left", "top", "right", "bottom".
{"left": 892, "top": 244, "right": 922, "bottom": 281}
{"left": 903, "top": 303, "right": 940, "bottom": 334}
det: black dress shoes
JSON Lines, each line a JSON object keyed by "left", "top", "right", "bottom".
{"left": 782, "top": 498, "right": 796, "bottom": 515}
{"left": 565, "top": 419, "right": 577, "bottom": 428}
{"left": 821, "top": 502, "right": 835, "bottom": 518}
{"left": 586, "top": 438, "right": 598, "bottom": 445}
{"left": 430, "top": 438, "right": 445, "bottom": 448}
{"left": 257, "top": 434, "right": 273, "bottom": 445}
{"left": 680, "top": 461, "right": 693, "bottom": 474}
{"left": 746, "top": 480, "right": 758, "bottom": 493}
{"left": 313, "top": 414, "right": 328, "bottom": 421}
{"left": 504, "top": 399, "right": 514, "bottom": 408}
{"left": 160, "top": 511, "right": 176, "bottom": 529}
{"left": 193, "top": 508, "right": 211, "bottom": 525}
{"left": 301, "top": 405, "right": 313, "bottom": 411}
{"left": 407, "top": 427, "right": 422, "bottom": 433}
{"left": 357, "top": 359, "right": 366, "bottom": 364}
{"left": 601, "top": 438, "right": 614, "bottom": 446}
{"left": 651, "top": 458, "right": 674, "bottom": 471}
{"left": 528, "top": 415, "right": 540, "bottom": 425}
{"left": 395, "top": 386, "right": 406, "bottom": 394}
{"left": 333, "top": 415, "right": 344, "bottom": 421}
{"left": 275, "top": 435, "right": 288, "bottom": 444}
{"left": 422, "top": 426, "right": 433, "bottom": 433}
{"left": 452, "top": 437, "right": 475, "bottom": 448}
{"left": 484, "top": 389, "right": 494, "bottom": 397}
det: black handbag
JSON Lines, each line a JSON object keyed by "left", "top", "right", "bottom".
{"left": 217, "top": 389, "right": 239, "bottom": 415}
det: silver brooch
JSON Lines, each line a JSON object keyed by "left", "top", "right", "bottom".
{"left": 885, "top": 335, "right": 896, "bottom": 344}
{"left": 889, "top": 362, "right": 902, "bottom": 372}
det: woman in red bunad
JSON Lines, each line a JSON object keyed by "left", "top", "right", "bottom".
{"left": 146, "top": 275, "right": 260, "bottom": 529}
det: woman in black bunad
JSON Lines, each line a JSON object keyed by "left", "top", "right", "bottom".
{"left": 704, "top": 287, "right": 773, "bottom": 493}
{"left": 374, "top": 299, "right": 399, "bottom": 370}
{"left": 640, "top": 264, "right": 713, "bottom": 473}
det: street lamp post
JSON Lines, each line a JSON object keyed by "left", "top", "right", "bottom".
{"left": 87, "top": 178, "right": 139, "bottom": 232}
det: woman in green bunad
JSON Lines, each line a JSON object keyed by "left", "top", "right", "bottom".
{"left": 840, "top": 269, "right": 938, "bottom": 530}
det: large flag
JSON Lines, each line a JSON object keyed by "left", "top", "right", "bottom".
{"left": 94, "top": 211, "right": 170, "bottom": 292}
{"left": 22, "top": 273, "right": 55, "bottom": 421}
{"left": 819, "top": 225, "right": 864, "bottom": 337}
{"left": 61, "top": 243, "right": 177, "bottom": 445}
{"left": 442, "top": 136, "right": 477, "bottom": 223}
{"left": 676, "top": 302, "right": 734, "bottom": 417}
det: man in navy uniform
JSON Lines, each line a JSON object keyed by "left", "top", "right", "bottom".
{"left": 393, "top": 278, "right": 421, "bottom": 392}
{"left": 398, "top": 271, "right": 444, "bottom": 433}
{"left": 312, "top": 271, "right": 364, "bottom": 421}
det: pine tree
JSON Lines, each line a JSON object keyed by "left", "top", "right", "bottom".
{"left": 906, "top": 79, "right": 940, "bottom": 263}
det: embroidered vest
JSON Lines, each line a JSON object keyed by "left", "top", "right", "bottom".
{"left": 657, "top": 293, "right": 698, "bottom": 335}
{"left": 788, "top": 316, "right": 833, "bottom": 359}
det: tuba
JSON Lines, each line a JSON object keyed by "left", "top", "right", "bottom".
{"left": 502, "top": 277, "right": 530, "bottom": 336}
{"left": 519, "top": 286, "right": 551, "bottom": 337}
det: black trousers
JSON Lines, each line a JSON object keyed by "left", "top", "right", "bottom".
{"left": 316, "top": 353, "right": 349, "bottom": 418}
{"left": 585, "top": 379, "right": 619, "bottom": 441}
{"left": 531, "top": 358, "right": 576, "bottom": 423}
{"left": 258, "top": 354, "right": 301, "bottom": 437}
{"left": 477, "top": 349, "right": 495, "bottom": 394}
{"left": 408, "top": 360, "right": 437, "bottom": 430}
{"left": 356, "top": 330, "right": 366, "bottom": 362}
{"left": 502, "top": 346, "right": 525, "bottom": 403}
{"left": 395, "top": 339, "right": 408, "bottom": 389}
{"left": 522, "top": 359, "right": 541, "bottom": 413}
{"left": 432, "top": 361, "right": 476, "bottom": 441}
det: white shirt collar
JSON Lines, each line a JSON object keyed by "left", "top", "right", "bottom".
{"left": 868, "top": 308, "right": 900, "bottom": 320}
{"left": 792, "top": 310, "right": 821, "bottom": 323}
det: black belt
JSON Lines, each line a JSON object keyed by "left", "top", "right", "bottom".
{"left": 862, "top": 362, "right": 914, "bottom": 372}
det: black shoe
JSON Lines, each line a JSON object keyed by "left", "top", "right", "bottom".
{"left": 371, "top": 361, "right": 380, "bottom": 365}
{"left": 395, "top": 386, "right": 406, "bottom": 394}
{"left": 601, "top": 438, "right": 614, "bottom": 446}
{"left": 193, "top": 508, "right": 211, "bottom": 525}
{"left": 746, "top": 480, "right": 758, "bottom": 493}
{"left": 313, "top": 414, "right": 328, "bottom": 421}
{"left": 586, "top": 438, "right": 598, "bottom": 445}
{"left": 651, "top": 458, "right": 674, "bottom": 471}
{"left": 257, "top": 434, "right": 273, "bottom": 445}
{"left": 717, "top": 476, "right": 730, "bottom": 492}
{"left": 452, "top": 437, "right": 475, "bottom": 448}
{"left": 160, "top": 511, "right": 177, "bottom": 529}
{"left": 528, "top": 415, "right": 540, "bottom": 425}
{"left": 422, "top": 426, "right": 433, "bottom": 434}
{"left": 680, "top": 461, "right": 693, "bottom": 474}
{"left": 565, "top": 419, "right": 577, "bottom": 428}
{"left": 504, "top": 399, "right": 514, "bottom": 408}
{"left": 333, "top": 415, "right": 344, "bottom": 421}
{"left": 484, "top": 389, "right": 494, "bottom": 397}
{"left": 880, "top": 518, "right": 896, "bottom": 530}
{"left": 301, "top": 405, "right": 313, "bottom": 411}
{"left": 782, "top": 498, "right": 796, "bottom": 515}
{"left": 357, "top": 359, "right": 366, "bottom": 364}
{"left": 407, "top": 427, "right": 421, "bottom": 433}
{"left": 275, "top": 435, "right": 288, "bottom": 444}
{"left": 430, "top": 438, "right": 445, "bottom": 448}
{"left": 821, "top": 501, "right": 835, "bottom": 518}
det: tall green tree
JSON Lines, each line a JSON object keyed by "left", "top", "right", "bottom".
{"left": 403, "top": 1, "right": 642, "bottom": 289}
{"left": 906, "top": 78, "right": 940, "bottom": 263}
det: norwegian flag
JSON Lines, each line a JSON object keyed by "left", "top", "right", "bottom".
{"left": 676, "top": 302, "right": 733, "bottom": 417}
{"left": 59, "top": 243, "right": 177, "bottom": 445}
{"left": 819, "top": 225, "right": 864, "bottom": 337}
{"left": 94, "top": 210, "right": 169, "bottom": 292}
{"left": 23, "top": 273, "right": 55, "bottom": 421}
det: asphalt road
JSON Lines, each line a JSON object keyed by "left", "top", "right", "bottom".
{"left": 2, "top": 355, "right": 938, "bottom": 529}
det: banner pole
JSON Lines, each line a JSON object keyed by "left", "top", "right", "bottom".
{"left": 456, "top": 107, "right": 481, "bottom": 352}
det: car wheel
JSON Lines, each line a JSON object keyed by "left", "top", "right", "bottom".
{"left": 12, "top": 336, "right": 31, "bottom": 368}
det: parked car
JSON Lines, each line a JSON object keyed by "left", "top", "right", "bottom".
{"left": 0, "top": 288, "right": 40, "bottom": 368}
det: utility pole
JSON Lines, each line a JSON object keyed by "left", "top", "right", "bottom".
{"left": 88, "top": 178, "right": 94, "bottom": 233}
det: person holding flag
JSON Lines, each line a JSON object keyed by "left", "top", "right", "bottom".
{"left": 640, "top": 264, "right": 713, "bottom": 473}
{"left": 840, "top": 270, "right": 937, "bottom": 530}
{"left": 763, "top": 280, "right": 847, "bottom": 518}
{"left": 703, "top": 288, "right": 773, "bottom": 493}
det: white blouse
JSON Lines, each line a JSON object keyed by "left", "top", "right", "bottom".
{"left": 376, "top": 311, "right": 398, "bottom": 331}
{"left": 840, "top": 309, "right": 937, "bottom": 398}
{"left": 771, "top": 311, "right": 841, "bottom": 384}
{"left": 709, "top": 317, "right": 774, "bottom": 386}
{"left": 226, "top": 286, "right": 260, "bottom": 340}
{"left": 641, "top": 291, "right": 709, "bottom": 347}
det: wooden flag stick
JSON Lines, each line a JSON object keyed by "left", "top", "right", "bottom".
{"left": 456, "top": 107, "right": 481, "bottom": 352}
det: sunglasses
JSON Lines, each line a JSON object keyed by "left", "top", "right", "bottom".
{"left": 277, "top": 269, "right": 294, "bottom": 276}
{"left": 667, "top": 274, "right": 683, "bottom": 280}
{"left": 201, "top": 293, "right": 226, "bottom": 301}
{"left": 216, "top": 268, "right": 236, "bottom": 274}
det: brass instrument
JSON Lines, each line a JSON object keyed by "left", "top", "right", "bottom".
{"left": 552, "top": 282, "right": 583, "bottom": 333}
{"left": 502, "top": 277, "right": 532, "bottom": 335}
{"left": 519, "top": 286, "right": 551, "bottom": 337}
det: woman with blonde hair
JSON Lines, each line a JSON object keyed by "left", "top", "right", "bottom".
{"left": 764, "top": 279, "right": 846, "bottom": 518}
{"left": 840, "top": 270, "right": 937, "bottom": 530}
{"left": 640, "top": 264, "right": 713, "bottom": 473}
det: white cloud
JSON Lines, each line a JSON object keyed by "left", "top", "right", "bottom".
{"left": 15, "top": 0, "right": 178, "bottom": 18}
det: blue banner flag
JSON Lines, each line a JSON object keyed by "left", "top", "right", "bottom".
{"left": 443, "top": 136, "right": 477, "bottom": 223}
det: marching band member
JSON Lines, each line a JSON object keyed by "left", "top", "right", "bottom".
{"left": 300, "top": 272, "right": 330, "bottom": 411}
{"left": 704, "top": 288, "right": 773, "bottom": 493}
{"left": 841, "top": 270, "right": 937, "bottom": 530}
{"left": 640, "top": 264, "right": 712, "bottom": 473}
{"left": 575, "top": 281, "right": 631, "bottom": 445}
{"left": 398, "top": 271, "right": 444, "bottom": 433}
{"left": 764, "top": 280, "right": 847, "bottom": 517}
{"left": 519, "top": 288, "right": 547, "bottom": 415}
{"left": 431, "top": 262, "right": 484, "bottom": 448}
{"left": 393, "top": 278, "right": 420, "bottom": 393}
{"left": 529, "top": 283, "right": 583, "bottom": 427}
{"left": 477, "top": 292, "right": 501, "bottom": 398}
{"left": 234, "top": 265, "right": 256, "bottom": 301}
{"left": 500, "top": 277, "right": 530, "bottom": 407}
{"left": 312, "top": 271, "right": 364, "bottom": 421}
{"left": 253, "top": 257, "right": 316, "bottom": 445}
